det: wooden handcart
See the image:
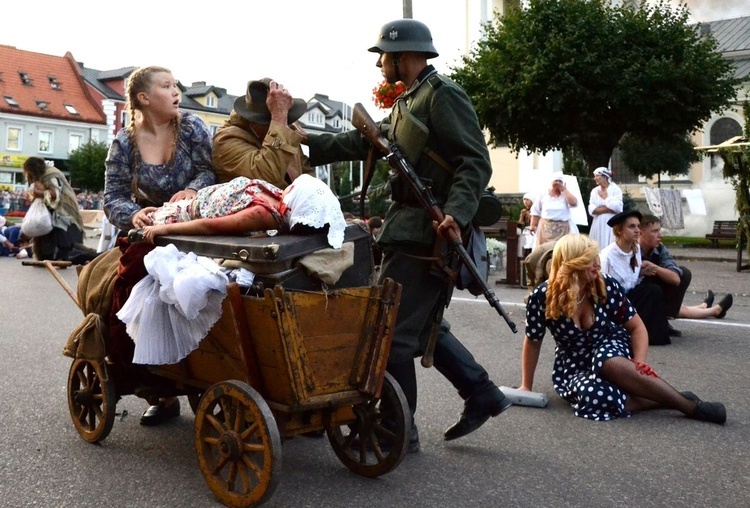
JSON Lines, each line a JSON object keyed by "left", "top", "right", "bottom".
{"left": 54, "top": 224, "right": 408, "bottom": 507}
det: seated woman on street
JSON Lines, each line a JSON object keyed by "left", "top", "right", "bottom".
{"left": 140, "top": 173, "right": 347, "bottom": 249}
{"left": 518, "top": 234, "right": 725, "bottom": 424}
{"left": 598, "top": 209, "right": 671, "bottom": 346}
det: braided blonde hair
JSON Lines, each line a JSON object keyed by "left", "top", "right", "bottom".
{"left": 545, "top": 234, "right": 606, "bottom": 320}
{"left": 125, "top": 66, "right": 180, "bottom": 165}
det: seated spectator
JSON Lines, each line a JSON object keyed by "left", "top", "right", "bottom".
{"left": 141, "top": 174, "right": 347, "bottom": 250}
{"left": 599, "top": 210, "right": 671, "bottom": 346}
{"left": 519, "top": 234, "right": 725, "bottom": 424}
{"left": 638, "top": 214, "right": 732, "bottom": 336}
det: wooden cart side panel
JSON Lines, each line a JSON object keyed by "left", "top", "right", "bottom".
{"left": 239, "top": 283, "right": 402, "bottom": 410}
{"left": 360, "top": 279, "right": 402, "bottom": 397}
{"left": 241, "top": 293, "right": 296, "bottom": 406}
{"left": 287, "top": 289, "right": 376, "bottom": 397}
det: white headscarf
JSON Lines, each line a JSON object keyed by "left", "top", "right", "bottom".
{"left": 282, "top": 174, "right": 347, "bottom": 249}
{"left": 593, "top": 167, "right": 612, "bottom": 180}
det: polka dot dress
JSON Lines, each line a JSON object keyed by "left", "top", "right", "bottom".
{"left": 525, "top": 275, "right": 637, "bottom": 421}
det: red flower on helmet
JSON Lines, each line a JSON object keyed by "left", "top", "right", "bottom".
{"left": 372, "top": 80, "right": 407, "bottom": 110}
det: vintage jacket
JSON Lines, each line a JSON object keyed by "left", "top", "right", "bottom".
{"left": 212, "top": 111, "right": 314, "bottom": 189}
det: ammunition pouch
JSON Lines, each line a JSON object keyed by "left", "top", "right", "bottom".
{"left": 391, "top": 99, "right": 429, "bottom": 167}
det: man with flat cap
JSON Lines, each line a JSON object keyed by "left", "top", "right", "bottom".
{"left": 213, "top": 78, "right": 314, "bottom": 188}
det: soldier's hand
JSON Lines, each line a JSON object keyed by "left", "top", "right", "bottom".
{"left": 435, "top": 214, "right": 461, "bottom": 240}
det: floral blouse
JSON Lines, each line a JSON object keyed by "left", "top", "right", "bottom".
{"left": 103, "top": 113, "right": 216, "bottom": 230}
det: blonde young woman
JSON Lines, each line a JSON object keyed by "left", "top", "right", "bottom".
{"left": 104, "top": 66, "right": 216, "bottom": 232}
{"left": 519, "top": 234, "right": 725, "bottom": 424}
{"left": 103, "top": 66, "right": 216, "bottom": 426}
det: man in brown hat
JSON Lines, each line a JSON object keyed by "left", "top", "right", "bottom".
{"left": 213, "top": 78, "right": 314, "bottom": 188}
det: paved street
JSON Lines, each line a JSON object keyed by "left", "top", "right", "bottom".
{"left": 0, "top": 245, "right": 748, "bottom": 507}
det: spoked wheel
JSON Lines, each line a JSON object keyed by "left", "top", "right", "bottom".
{"left": 326, "top": 372, "right": 411, "bottom": 477}
{"left": 194, "top": 380, "right": 281, "bottom": 508}
{"left": 67, "top": 359, "right": 116, "bottom": 443}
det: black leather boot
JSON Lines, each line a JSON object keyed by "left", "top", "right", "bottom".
{"left": 432, "top": 322, "right": 511, "bottom": 440}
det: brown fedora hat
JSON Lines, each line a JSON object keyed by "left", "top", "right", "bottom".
{"left": 233, "top": 78, "right": 307, "bottom": 125}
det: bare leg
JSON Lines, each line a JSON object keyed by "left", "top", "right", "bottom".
{"left": 677, "top": 304, "right": 721, "bottom": 319}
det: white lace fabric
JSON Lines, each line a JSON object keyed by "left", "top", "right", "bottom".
{"left": 116, "top": 244, "right": 228, "bottom": 365}
{"left": 282, "top": 174, "right": 347, "bottom": 249}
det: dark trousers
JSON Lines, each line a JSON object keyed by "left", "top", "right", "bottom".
{"left": 380, "top": 248, "right": 494, "bottom": 417}
{"left": 33, "top": 223, "right": 83, "bottom": 261}
{"left": 628, "top": 282, "right": 671, "bottom": 346}
{"left": 641, "top": 266, "right": 691, "bottom": 318}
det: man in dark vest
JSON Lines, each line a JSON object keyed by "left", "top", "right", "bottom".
{"left": 304, "top": 19, "right": 511, "bottom": 451}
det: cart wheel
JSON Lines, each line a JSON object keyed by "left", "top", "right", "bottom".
{"left": 326, "top": 372, "right": 410, "bottom": 477}
{"left": 194, "top": 381, "right": 281, "bottom": 508}
{"left": 188, "top": 392, "right": 202, "bottom": 415}
{"left": 67, "top": 359, "right": 116, "bottom": 443}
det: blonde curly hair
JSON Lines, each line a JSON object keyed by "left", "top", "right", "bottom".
{"left": 545, "top": 234, "right": 606, "bottom": 320}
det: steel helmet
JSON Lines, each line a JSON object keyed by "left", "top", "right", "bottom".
{"left": 368, "top": 19, "right": 439, "bottom": 58}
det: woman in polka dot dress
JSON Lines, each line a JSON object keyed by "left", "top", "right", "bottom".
{"left": 518, "top": 234, "right": 726, "bottom": 424}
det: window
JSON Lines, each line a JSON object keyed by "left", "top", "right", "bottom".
{"left": 121, "top": 110, "right": 129, "bottom": 129}
{"left": 48, "top": 76, "right": 61, "bottom": 90}
{"left": 710, "top": 118, "right": 742, "bottom": 145}
{"left": 209, "top": 124, "right": 220, "bottom": 136}
{"left": 38, "top": 130, "right": 53, "bottom": 153}
{"left": 206, "top": 95, "right": 216, "bottom": 108}
{"left": 3, "top": 96, "right": 19, "bottom": 107}
{"left": 36, "top": 100, "right": 49, "bottom": 111}
{"left": 6, "top": 126, "right": 22, "bottom": 151}
{"left": 69, "top": 133, "right": 84, "bottom": 153}
{"left": 64, "top": 104, "right": 79, "bottom": 115}
{"left": 19, "top": 72, "right": 32, "bottom": 85}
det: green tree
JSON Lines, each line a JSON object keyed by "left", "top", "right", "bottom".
{"left": 451, "top": 0, "right": 737, "bottom": 171}
{"left": 67, "top": 141, "right": 108, "bottom": 191}
{"left": 620, "top": 132, "right": 702, "bottom": 180}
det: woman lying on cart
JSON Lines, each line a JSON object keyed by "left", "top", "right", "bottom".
{"left": 140, "top": 173, "right": 346, "bottom": 249}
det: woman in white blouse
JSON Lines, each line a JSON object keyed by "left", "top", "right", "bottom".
{"left": 530, "top": 175, "right": 577, "bottom": 247}
{"left": 588, "top": 167, "right": 623, "bottom": 248}
{"left": 599, "top": 209, "right": 671, "bottom": 346}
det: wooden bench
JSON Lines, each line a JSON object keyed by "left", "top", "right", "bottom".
{"left": 705, "top": 220, "right": 738, "bottom": 247}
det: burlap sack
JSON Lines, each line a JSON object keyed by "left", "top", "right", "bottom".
{"left": 63, "top": 247, "right": 123, "bottom": 360}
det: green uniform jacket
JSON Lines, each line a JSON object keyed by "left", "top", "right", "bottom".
{"left": 308, "top": 67, "right": 492, "bottom": 248}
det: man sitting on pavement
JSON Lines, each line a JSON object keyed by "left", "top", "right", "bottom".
{"left": 638, "top": 214, "right": 733, "bottom": 336}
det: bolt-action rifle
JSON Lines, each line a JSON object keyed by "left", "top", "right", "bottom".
{"left": 351, "top": 103, "right": 518, "bottom": 340}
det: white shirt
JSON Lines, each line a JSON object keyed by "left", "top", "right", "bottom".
{"left": 599, "top": 242, "right": 642, "bottom": 292}
{"left": 531, "top": 192, "right": 571, "bottom": 221}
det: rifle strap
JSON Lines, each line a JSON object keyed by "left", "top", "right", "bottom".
{"left": 423, "top": 147, "right": 454, "bottom": 174}
{"left": 359, "top": 146, "right": 377, "bottom": 219}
